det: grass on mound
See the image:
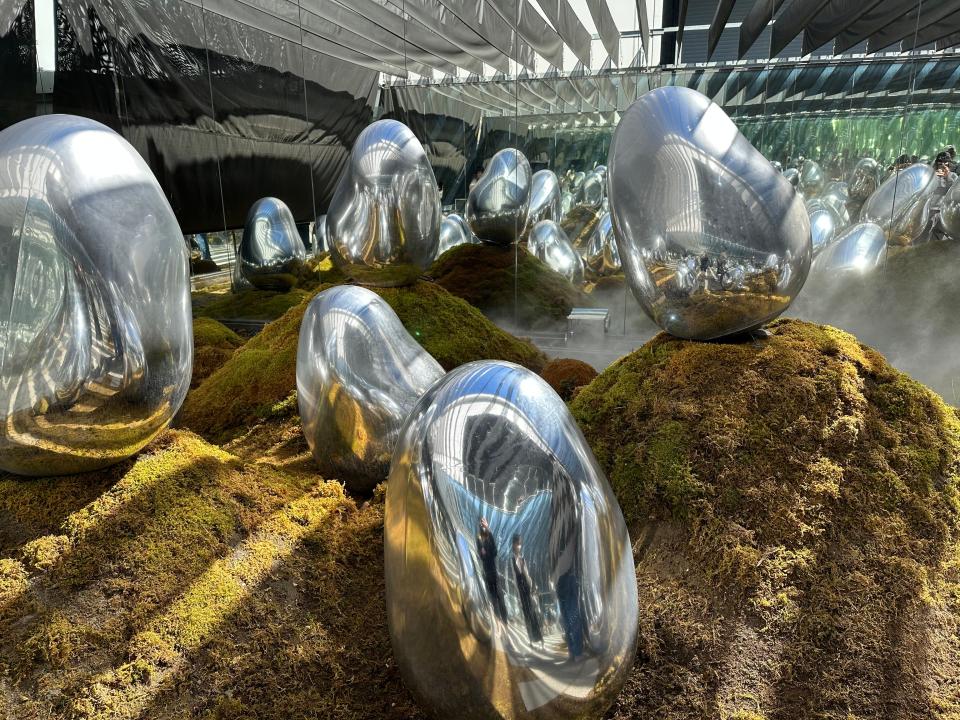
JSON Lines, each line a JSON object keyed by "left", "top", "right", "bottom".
{"left": 179, "top": 281, "right": 546, "bottom": 442}
{"left": 191, "top": 318, "right": 245, "bottom": 389}
{"left": 0, "top": 430, "right": 421, "bottom": 720}
{"left": 429, "top": 243, "right": 594, "bottom": 329}
{"left": 571, "top": 318, "right": 960, "bottom": 719}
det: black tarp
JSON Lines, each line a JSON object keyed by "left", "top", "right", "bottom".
{"left": 0, "top": 0, "right": 36, "bottom": 130}
{"left": 49, "top": 0, "right": 379, "bottom": 234}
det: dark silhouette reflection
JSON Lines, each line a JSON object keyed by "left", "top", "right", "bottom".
{"left": 511, "top": 534, "right": 543, "bottom": 645}
{"left": 476, "top": 518, "right": 507, "bottom": 621}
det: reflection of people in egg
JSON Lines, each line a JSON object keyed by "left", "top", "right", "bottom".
{"left": 511, "top": 534, "right": 543, "bottom": 645}
{"left": 477, "top": 518, "right": 507, "bottom": 621}
{"left": 555, "top": 540, "right": 584, "bottom": 661}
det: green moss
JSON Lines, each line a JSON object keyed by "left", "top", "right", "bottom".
{"left": 572, "top": 318, "right": 960, "bottom": 718}
{"left": 192, "top": 318, "right": 245, "bottom": 389}
{"left": 0, "top": 429, "right": 421, "bottom": 720}
{"left": 429, "top": 243, "right": 594, "bottom": 329}
{"left": 180, "top": 281, "right": 545, "bottom": 441}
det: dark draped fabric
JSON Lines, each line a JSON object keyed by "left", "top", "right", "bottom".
{"left": 46, "top": 0, "right": 379, "bottom": 233}
{"left": 0, "top": 1, "right": 36, "bottom": 130}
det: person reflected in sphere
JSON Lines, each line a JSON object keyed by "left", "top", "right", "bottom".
{"left": 477, "top": 518, "right": 507, "bottom": 621}
{"left": 511, "top": 534, "right": 543, "bottom": 645}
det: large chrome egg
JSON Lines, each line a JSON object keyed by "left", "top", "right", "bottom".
{"left": 239, "top": 197, "right": 307, "bottom": 290}
{"left": 466, "top": 148, "right": 532, "bottom": 245}
{"left": 385, "top": 360, "right": 638, "bottom": 720}
{"left": 296, "top": 285, "right": 444, "bottom": 493}
{"left": 526, "top": 170, "right": 562, "bottom": 229}
{"left": 608, "top": 87, "right": 811, "bottom": 340}
{"left": 0, "top": 115, "right": 192, "bottom": 475}
{"left": 327, "top": 120, "right": 441, "bottom": 286}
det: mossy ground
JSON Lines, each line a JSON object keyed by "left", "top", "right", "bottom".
{"left": 572, "top": 318, "right": 960, "bottom": 719}
{"left": 429, "top": 243, "right": 594, "bottom": 329}
{"left": 540, "top": 357, "right": 598, "bottom": 400}
{"left": 5, "top": 293, "right": 960, "bottom": 718}
{"left": 191, "top": 318, "right": 245, "bottom": 389}
{"left": 0, "top": 431, "right": 421, "bottom": 720}
{"left": 179, "top": 280, "right": 545, "bottom": 443}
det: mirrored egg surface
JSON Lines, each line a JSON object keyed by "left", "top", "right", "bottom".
{"left": 327, "top": 120, "right": 441, "bottom": 286}
{"left": 807, "top": 199, "right": 838, "bottom": 257}
{"left": 0, "top": 114, "right": 192, "bottom": 475}
{"left": 385, "top": 360, "right": 638, "bottom": 720}
{"left": 940, "top": 180, "right": 960, "bottom": 240}
{"left": 848, "top": 158, "right": 882, "bottom": 202}
{"left": 799, "top": 159, "right": 826, "bottom": 197}
{"left": 466, "top": 148, "right": 532, "bottom": 245}
{"left": 812, "top": 222, "right": 887, "bottom": 276}
{"left": 240, "top": 197, "right": 307, "bottom": 290}
{"left": 526, "top": 170, "right": 562, "bottom": 229}
{"left": 583, "top": 212, "right": 621, "bottom": 278}
{"left": 528, "top": 220, "right": 584, "bottom": 285}
{"left": 297, "top": 285, "right": 445, "bottom": 494}
{"left": 608, "top": 87, "right": 811, "bottom": 340}
{"left": 438, "top": 213, "right": 480, "bottom": 255}
{"left": 860, "top": 163, "right": 936, "bottom": 245}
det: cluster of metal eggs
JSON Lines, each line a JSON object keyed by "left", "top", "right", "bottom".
{"left": 0, "top": 115, "right": 192, "bottom": 475}
{"left": 293, "top": 286, "right": 639, "bottom": 720}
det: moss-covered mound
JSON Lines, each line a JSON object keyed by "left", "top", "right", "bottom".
{"left": 541, "top": 357, "right": 598, "bottom": 400}
{"left": 179, "top": 281, "right": 546, "bottom": 442}
{"left": 192, "top": 255, "right": 345, "bottom": 323}
{"left": 571, "top": 318, "right": 960, "bottom": 719}
{"left": 0, "top": 430, "right": 420, "bottom": 719}
{"left": 429, "top": 243, "right": 593, "bottom": 329}
{"left": 191, "top": 318, "right": 245, "bottom": 389}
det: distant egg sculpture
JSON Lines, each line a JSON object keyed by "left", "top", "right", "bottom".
{"left": 0, "top": 114, "right": 192, "bottom": 476}
{"left": 859, "top": 163, "right": 936, "bottom": 246}
{"left": 466, "top": 148, "right": 532, "bottom": 245}
{"left": 327, "top": 119, "right": 441, "bottom": 286}
{"left": 385, "top": 360, "right": 638, "bottom": 720}
{"left": 437, "top": 213, "right": 479, "bottom": 255}
{"left": 812, "top": 222, "right": 887, "bottom": 276}
{"left": 848, "top": 158, "right": 882, "bottom": 203}
{"left": 782, "top": 167, "right": 800, "bottom": 187}
{"left": 807, "top": 199, "right": 839, "bottom": 256}
{"left": 239, "top": 197, "right": 306, "bottom": 290}
{"left": 528, "top": 220, "right": 584, "bottom": 285}
{"left": 799, "top": 159, "right": 826, "bottom": 197}
{"left": 820, "top": 181, "right": 850, "bottom": 227}
{"left": 526, "top": 169, "right": 562, "bottom": 229}
{"left": 577, "top": 169, "right": 605, "bottom": 209}
{"left": 608, "top": 87, "right": 811, "bottom": 340}
{"left": 940, "top": 181, "right": 960, "bottom": 240}
{"left": 314, "top": 213, "right": 328, "bottom": 255}
{"left": 297, "top": 285, "right": 445, "bottom": 493}
{"left": 583, "top": 212, "right": 622, "bottom": 277}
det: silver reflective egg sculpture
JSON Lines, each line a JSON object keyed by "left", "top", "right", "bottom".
{"left": 940, "top": 181, "right": 960, "bottom": 240}
{"left": 577, "top": 170, "right": 605, "bottom": 209}
{"left": 583, "top": 212, "right": 622, "bottom": 277}
{"left": 314, "top": 213, "right": 328, "bottom": 255}
{"left": 385, "top": 360, "right": 638, "bottom": 720}
{"left": 782, "top": 167, "right": 800, "bottom": 187}
{"left": 812, "top": 222, "right": 887, "bottom": 276}
{"left": 560, "top": 190, "right": 575, "bottom": 216}
{"left": 239, "top": 197, "right": 307, "bottom": 291}
{"left": 438, "top": 213, "right": 480, "bottom": 255}
{"left": 528, "top": 220, "right": 584, "bottom": 285}
{"left": 799, "top": 159, "right": 826, "bottom": 197}
{"left": 0, "top": 114, "right": 192, "bottom": 476}
{"left": 526, "top": 170, "right": 562, "bottom": 230}
{"left": 860, "top": 163, "right": 936, "bottom": 245}
{"left": 560, "top": 204, "right": 603, "bottom": 250}
{"left": 327, "top": 119, "right": 441, "bottom": 286}
{"left": 807, "top": 199, "right": 838, "bottom": 256}
{"left": 569, "top": 171, "right": 586, "bottom": 195}
{"left": 848, "top": 158, "right": 882, "bottom": 203}
{"left": 296, "top": 285, "right": 445, "bottom": 493}
{"left": 608, "top": 87, "right": 811, "bottom": 340}
{"left": 466, "top": 148, "right": 532, "bottom": 245}
{"left": 770, "top": 160, "right": 783, "bottom": 172}
{"left": 820, "top": 181, "right": 850, "bottom": 228}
